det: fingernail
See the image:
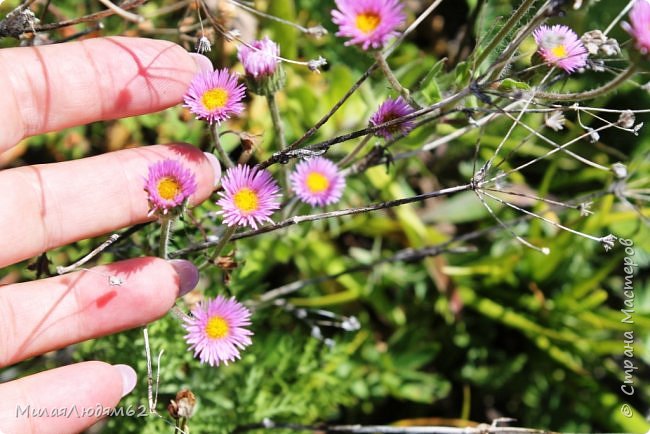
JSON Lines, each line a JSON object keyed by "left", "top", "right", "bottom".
{"left": 189, "top": 52, "right": 214, "bottom": 73}
{"left": 113, "top": 364, "right": 137, "bottom": 398}
{"left": 203, "top": 152, "right": 222, "bottom": 187}
{"left": 168, "top": 259, "right": 200, "bottom": 297}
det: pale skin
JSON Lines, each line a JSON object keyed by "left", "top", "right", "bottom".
{"left": 0, "top": 37, "right": 218, "bottom": 433}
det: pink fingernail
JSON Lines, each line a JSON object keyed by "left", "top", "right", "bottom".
{"left": 203, "top": 152, "right": 222, "bottom": 187}
{"left": 113, "top": 364, "right": 137, "bottom": 398}
{"left": 168, "top": 259, "right": 200, "bottom": 297}
{"left": 189, "top": 52, "right": 214, "bottom": 73}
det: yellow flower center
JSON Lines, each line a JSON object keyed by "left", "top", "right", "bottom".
{"left": 356, "top": 12, "right": 381, "bottom": 34}
{"left": 205, "top": 316, "right": 229, "bottom": 340}
{"left": 305, "top": 172, "right": 330, "bottom": 193}
{"left": 157, "top": 177, "right": 181, "bottom": 200}
{"left": 550, "top": 44, "right": 568, "bottom": 58}
{"left": 202, "top": 88, "right": 229, "bottom": 111}
{"left": 233, "top": 187, "right": 259, "bottom": 212}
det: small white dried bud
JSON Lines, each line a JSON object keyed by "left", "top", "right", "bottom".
{"left": 307, "top": 56, "right": 327, "bottom": 73}
{"left": 311, "top": 326, "right": 323, "bottom": 340}
{"left": 324, "top": 338, "right": 336, "bottom": 348}
{"left": 579, "top": 202, "right": 593, "bottom": 217}
{"left": 617, "top": 110, "right": 635, "bottom": 129}
{"left": 585, "top": 127, "right": 600, "bottom": 143}
{"left": 573, "top": 0, "right": 583, "bottom": 9}
{"left": 196, "top": 36, "right": 211, "bottom": 54}
{"left": 545, "top": 111, "right": 566, "bottom": 131}
{"left": 305, "top": 25, "right": 328, "bottom": 38}
{"left": 600, "top": 234, "right": 617, "bottom": 252}
{"left": 341, "top": 316, "right": 361, "bottom": 331}
{"left": 611, "top": 162, "right": 628, "bottom": 179}
{"left": 581, "top": 30, "right": 621, "bottom": 57}
{"left": 584, "top": 59, "right": 606, "bottom": 73}
{"left": 262, "top": 419, "right": 275, "bottom": 428}
{"left": 633, "top": 122, "right": 644, "bottom": 134}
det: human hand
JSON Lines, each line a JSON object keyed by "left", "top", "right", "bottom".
{"left": 0, "top": 37, "right": 220, "bottom": 433}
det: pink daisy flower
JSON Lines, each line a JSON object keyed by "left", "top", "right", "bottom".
{"left": 182, "top": 296, "right": 253, "bottom": 367}
{"left": 331, "top": 0, "right": 406, "bottom": 50}
{"left": 369, "top": 97, "right": 415, "bottom": 139}
{"left": 238, "top": 37, "right": 281, "bottom": 78}
{"left": 183, "top": 68, "right": 247, "bottom": 124}
{"left": 144, "top": 159, "right": 197, "bottom": 216}
{"left": 290, "top": 157, "right": 346, "bottom": 207}
{"left": 216, "top": 165, "right": 281, "bottom": 229}
{"left": 624, "top": 0, "right": 650, "bottom": 54}
{"left": 532, "top": 25, "right": 588, "bottom": 73}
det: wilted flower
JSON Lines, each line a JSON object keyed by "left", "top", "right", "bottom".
{"left": 290, "top": 157, "right": 346, "bottom": 207}
{"left": 544, "top": 111, "right": 566, "bottom": 131}
{"left": 196, "top": 36, "right": 212, "bottom": 54}
{"left": 216, "top": 165, "right": 281, "bottom": 229}
{"left": 533, "top": 24, "right": 588, "bottom": 73}
{"left": 369, "top": 97, "right": 415, "bottom": 139}
{"left": 581, "top": 30, "right": 620, "bottom": 56}
{"left": 331, "top": 0, "right": 406, "bottom": 50}
{"left": 144, "top": 160, "right": 197, "bottom": 216}
{"left": 182, "top": 296, "right": 253, "bottom": 367}
{"left": 623, "top": 0, "right": 650, "bottom": 54}
{"left": 184, "top": 68, "right": 246, "bottom": 124}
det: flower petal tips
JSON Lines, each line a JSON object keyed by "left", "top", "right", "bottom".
{"left": 183, "top": 296, "right": 253, "bottom": 367}
{"left": 332, "top": 0, "right": 406, "bottom": 50}
{"left": 184, "top": 68, "right": 247, "bottom": 124}
{"left": 144, "top": 160, "right": 197, "bottom": 216}
{"left": 533, "top": 25, "right": 588, "bottom": 73}
{"left": 216, "top": 165, "right": 282, "bottom": 229}
{"left": 290, "top": 157, "right": 346, "bottom": 207}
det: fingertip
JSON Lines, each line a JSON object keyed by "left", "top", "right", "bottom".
{"left": 189, "top": 52, "right": 214, "bottom": 73}
{"left": 167, "top": 259, "right": 200, "bottom": 297}
{"left": 113, "top": 364, "right": 137, "bottom": 398}
{"left": 203, "top": 152, "right": 222, "bottom": 187}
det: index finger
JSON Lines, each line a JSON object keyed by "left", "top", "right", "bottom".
{"left": 0, "top": 36, "right": 200, "bottom": 151}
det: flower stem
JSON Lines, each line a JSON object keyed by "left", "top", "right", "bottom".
{"left": 534, "top": 65, "right": 637, "bottom": 102}
{"left": 339, "top": 134, "right": 372, "bottom": 167}
{"left": 211, "top": 123, "right": 234, "bottom": 168}
{"left": 267, "top": 92, "right": 291, "bottom": 188}
{"left": 159, "top": 216, "right": 173, "bottom": 260}
{"left": 267, "top": 93, "right": 287, "bottom": 150}
{"left": 374, "top": 51, "right": 421, "bottom": 109}
{"left": 143, "top": 325, "right": 156, "bottom": 414}
{"left": 209, "top": 225, "right": 238, "bottom": 263}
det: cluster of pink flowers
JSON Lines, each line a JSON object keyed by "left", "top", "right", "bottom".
{"left": 154, "top": 0, "right": 650, "bottom": 370}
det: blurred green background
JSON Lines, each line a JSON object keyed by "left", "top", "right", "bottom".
{"left": 1, "top": 0, "right": 648, "bottom": 433}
